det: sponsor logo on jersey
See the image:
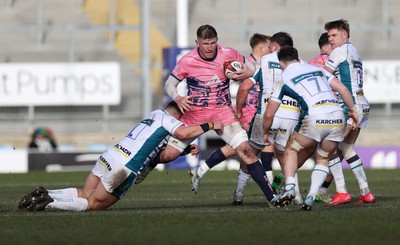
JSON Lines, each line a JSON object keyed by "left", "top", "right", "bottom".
{"left": 281, "top": 99, "right": 300, "bottom": 108}
{"left": 314, "top": 99, "right": 339, "bottom": 107}
{"left": 291, "top": 71, "right": 324, "bottom": 84}
{"left": 141, "top": 119, "right": 154, "bottom": 126}
{"left": 353, "top": 61, "right": 363, "bottom": 69}
{"left": 268, "top": 61, "right": 281, "bottom": 70}
{"left": 114, "top": 144, "right": 132, "bottom": 157}
{"left": 99, "top": 155, "right": 112, "bottom": 172}
{"left": 270, "top": 128, "right": 287, "bottom": 134}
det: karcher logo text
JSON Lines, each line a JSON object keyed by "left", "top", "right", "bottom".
{"left": 316, "top": 119, "right": 343, "bottom": 124}
{"left": 114, "top": 144, "right": 132, "bottom": 157}
{"left": 281, "top": 99, "right": 299, "bottom": 107}
{"left": 99, "top": 156, "right": 112, "bottom": 172}
{"left": 315, "top": 99, "right": 339, "bottom": 106}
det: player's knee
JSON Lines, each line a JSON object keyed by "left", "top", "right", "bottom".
{"left": 339, "top": 142, "right": 356, "bottom": 160}
{"left": 229, "top": 129, "right": 248, "bottom": 150}
{"left": 290, "top": 138, "right": 304, "bottom": 152}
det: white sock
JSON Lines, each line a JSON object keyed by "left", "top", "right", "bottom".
{"left": 235, "top": 168, "right": 251, "bottom": 194}
{"left": 265, "top": 170, "right": 273, "bottom": 185}
{"left": 329, "top": 156, "right": 347, "bottom": 193}
{"left": 197, "top": 163, "right": 210, "bottom": 178}
{"left": 308, "top": 165, "right": 329, "bottom": 199}
{"left": 349, "top": 161, "right": 370, "bottom": 194}
{"left": 48, "top": 188, "right": 78, "bottom": 199}
{"left": 294, "top": 173, "right": 301, "bottom": 196}
{"left": 46, "top": 197, "right": 88, "bottom": 211}
{"left": 285, "top": 176, "right": 296, "bottom": 190}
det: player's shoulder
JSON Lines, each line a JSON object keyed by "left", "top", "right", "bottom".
{"left": 261, "top": 51, "right": 278, "bottom": 61}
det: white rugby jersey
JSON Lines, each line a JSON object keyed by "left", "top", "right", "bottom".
{"left": 325, "top": 42, "right": 368, "bottom": 105}
{"left": 104, "top": 109, "right": 183, "bottom": 174}
{"left": 251, "top": 51, "right": 300, "bottom": 119}
{"left": 271, "top": 62, "right": 342, "bottom": 117}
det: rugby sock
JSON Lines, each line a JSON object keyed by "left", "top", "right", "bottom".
{"left": 235, "top": 168, "right": 251, "bottom": 194}
{"left": 205, "top": 148, "right": 227, "bottom": 169}
{"left": 347, "top": 154, "right": 370, "bottom": 195}
{"left": 46, "top": 197, "right": 88, "bottom": 211}
{"left": 48, "top": 188, "right": 78, "bottom": 199}
{"left": 308, "top": 165, "right": 329, "bottom": 199}
{"left": 196, "top": 163, "right": 210, "bottom": 178}
{"left": 328, "top": 155, "right": 348, "bottom": 193}
{"left": 294, "top": 173, "right": 301, "bottom": 197}
{"left": 247, "top": 161, "right": 274, "bottom": 201}
{"left": 285, "top": 176, "right": 296, "bottom": 191}
{"left": 260, "top": 152, "right": 274, "bottom": 184}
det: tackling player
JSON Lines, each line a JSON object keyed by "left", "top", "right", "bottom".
{"left": 18, "top": 101, "right": 224, "bottom": 211}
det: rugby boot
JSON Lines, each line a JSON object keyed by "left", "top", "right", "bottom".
{"left": 326, "top": 192, "right": 351, "bottom": 206}
{"left": 357, "top": 192, "right": 376, "bottom": 204}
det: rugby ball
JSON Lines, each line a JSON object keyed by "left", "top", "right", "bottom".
{"left": 223, "top": 59, "right": 244, "bottom": 79}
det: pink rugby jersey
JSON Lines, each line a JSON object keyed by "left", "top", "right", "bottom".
{"left": 171, "top": 45, "right": 245, "bottom": 126}
{"left": 308, "top": 53, "right": 329, "bottom": 68}
{"left": 238, "top": 53, "right": 260, "bottom": 130}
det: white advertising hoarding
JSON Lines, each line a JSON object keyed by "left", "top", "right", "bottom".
{"left": 363, "top": 60, "right": 400, "bottom": 103}
{"left": 0, "top": 62, "right": 121, "bottom": 106}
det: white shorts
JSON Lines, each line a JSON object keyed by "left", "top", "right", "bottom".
{"left": 346, "top": 103, "right": 369, "bottom": 129}
{"left": 247, "top": 114, "right": 266, "bottom": 150}
{"left": 268, "top": 116, "right": 298, "bottom": 151}
{"left": 168, "top": 121, "right": 248, "bottom": 151}
{"left": 297, "top": 110, "right": 345, "bottom": 143}
{"left": 248, "top": 114, "right": 297, "bottom": 151}
{"left": 91, "top": 151, "right": 136, "bottom": 199}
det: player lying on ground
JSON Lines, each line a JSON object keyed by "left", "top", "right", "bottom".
{"left": 18, "top": 101, "right": 223, "bottom": 212}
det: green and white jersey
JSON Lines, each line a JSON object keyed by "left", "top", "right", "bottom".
{"left": 272, "top": 62, "right": 342, "bottom": 118}
{"left": 326, "top": 42, "right": 368, "bottom": 106}
{"left": 105, "top": 109, "right": 183, "bottom": 174}
{"left": 251, "top": 51, "right": 300, "bottom": 119}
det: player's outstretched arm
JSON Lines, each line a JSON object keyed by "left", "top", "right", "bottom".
{"left": 173, "top": 121, "right": 224, "bottom": 140}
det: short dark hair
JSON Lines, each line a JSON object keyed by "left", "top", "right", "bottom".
{"left": 249, "top": 33, "right": 271, "bottom": 49}
{"left": 277, "top": 46, "right": 299, "bottom": 63}
{"left": 318, "top": 32, "right": 329, "bottom": 48}
{"left": 324, "top": 19, "right": 350, "bottom": 38}
{"left": 165, "top": 100, "right": 180, "bottom": 112}
{"left": 196, "top": 24, "right": 218, "bottom": 39}
{"left": 270, "top": 32, "right": 293, "bottom": 48}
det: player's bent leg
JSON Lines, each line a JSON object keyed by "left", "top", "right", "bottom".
{"left": 79, "top": 172, "right": 101, "bottom": 198}
{"left": 87, "top": 182, "right": 119, "bottom": 210}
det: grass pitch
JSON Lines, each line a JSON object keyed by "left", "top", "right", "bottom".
{"left": 1, "top": 169, "right": 399, "bottom": 245}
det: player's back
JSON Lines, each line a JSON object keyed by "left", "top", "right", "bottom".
{"left": 106, "top": 110, "right": 181, "bottom": 172}
{"left": 280, "top": 62, "right": 341, "bottom": 116}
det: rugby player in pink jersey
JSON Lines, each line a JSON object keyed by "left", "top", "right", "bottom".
{"left": 164, "top": 25, "right": 276, "bottom": 206}
{"left": 308, "top": 32, "right": 332, "bottom": 68}
{"left": 181, "top": 33, "right": 272, "bottom": 204}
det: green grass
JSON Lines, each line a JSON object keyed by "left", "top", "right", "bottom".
{"left": 1, "top": 169, "right": 399, "bottom": 245}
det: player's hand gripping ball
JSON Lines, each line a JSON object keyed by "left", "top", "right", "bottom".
{"left": 223, "top": 59, "right": 244, "bottom": 79}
